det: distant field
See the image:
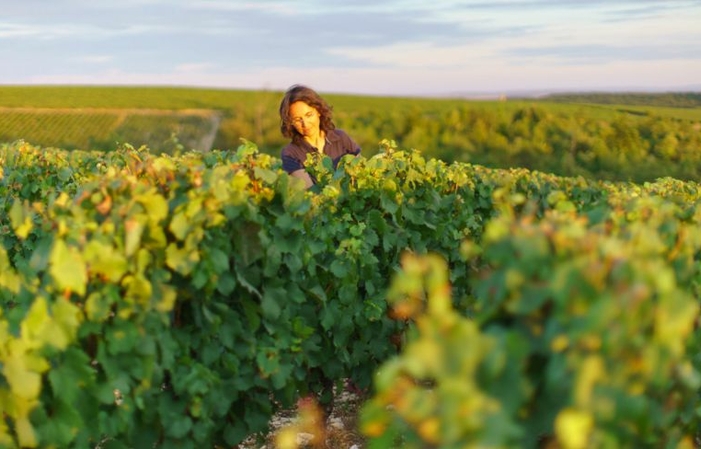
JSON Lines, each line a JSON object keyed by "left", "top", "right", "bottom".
{"left": 0, "top": 85, "right": 273, "bottom": 109}
{"left": 0, "top": 106, "right": 221, "bottom": 152}
{"left": 4, "top": 85, "right": 700, "bottom": 118}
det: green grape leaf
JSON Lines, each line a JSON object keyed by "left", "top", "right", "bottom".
{"left": 261, "top": 286, "right": 284, "bottom": 320}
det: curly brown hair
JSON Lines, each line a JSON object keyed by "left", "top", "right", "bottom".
{"left": 279, "top": 84, "right": 335, "bottom": 141}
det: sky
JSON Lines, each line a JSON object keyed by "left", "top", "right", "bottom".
{"left": 2, "top": 0, "right": 701, "bottom": 97}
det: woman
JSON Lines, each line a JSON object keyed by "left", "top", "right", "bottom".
{"left": 279, "top": 84, "right": 361, "bottom": 188}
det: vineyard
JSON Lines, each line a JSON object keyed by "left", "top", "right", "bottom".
{"left": 1, "top": 137, "right": 701, "bottom": 448}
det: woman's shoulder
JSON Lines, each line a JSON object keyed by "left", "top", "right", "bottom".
{"left": 327, "top": 129, "right": 361, "bottom": 154}
{"left": 281, "top": 140, "right": 304, "bottom": 156}
{"left": 328, "top": 129, "right": 354, "bottom": 142}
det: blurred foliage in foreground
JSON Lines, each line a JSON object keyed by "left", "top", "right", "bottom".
{"left": 2, "top": 139, "right": 701, "bottom": 447}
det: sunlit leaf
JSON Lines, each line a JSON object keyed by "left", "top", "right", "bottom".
{"left": 49, "top": 240, "right": 87, "bottom": 296}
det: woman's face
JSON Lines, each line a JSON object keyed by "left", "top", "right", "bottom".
{"left": 289, "top": 101, "right": 320, "bottom": 137}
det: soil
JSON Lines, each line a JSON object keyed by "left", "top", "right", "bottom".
{"left": 235, "top": 381, "right": 368, "bottom": 449}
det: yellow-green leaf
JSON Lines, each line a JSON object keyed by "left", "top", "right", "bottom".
{"left": 21, "top": 297, "right": 50, "bottom": 350}
{"left": 9, "top": 200, "right": 33, "bottom": 239}
{"left": 84, "top": 240, "right": 128, "bottom": 282}
{"left": 124, "top": 218, "right": 145, "bottom": 257}
{"left": 169, "top": 211, "right": 190, "bottom": 241}
{"left": 15, "top": 417, "right": 38, "bottom": 448}
{"left": 155, "top": 284, "right": 177, "bottom": 313}
{"left": 166, "top": 243, "right": 200, "bottom": 275}
{"left": 555, "top": 408, "right": 592, "bottom": 449}
{"left": 52, "top": 298, "right": 83, "bottom": 346}
{"left": 49, "top": 240, "right": 87, "bottom": 296}
{"left": 3, "top": 356, "right": 42, "bottom": 400}
{"left": 139, "top": 191, "right": 169, "bottom": 223}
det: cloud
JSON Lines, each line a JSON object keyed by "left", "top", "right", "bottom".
{"left": 327, "top": 41, "right": 492, "bottom": 69}
{"left": 0, "top": 22, "right": 97, "bottom": 39}
{"left": 503, "top": 43, "right": 701, "bottom": 65}
{"left": 174, "top": 63, "right": 217, "bottom": 73}
{"left": 0, "top": 23, "right": 38, "bottom": 38}
{"left": 187, "top": 0, "right": 302, "bottom": 15}
{"left": 0, "top": 20, "right": 179, "bottom": 41}
{"left": 73, "top": 55, "right": 114, "bottom": 63}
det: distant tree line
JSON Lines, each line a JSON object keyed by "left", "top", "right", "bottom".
{"left": 543, "top": 92, "right": 701, "bottom": 108}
